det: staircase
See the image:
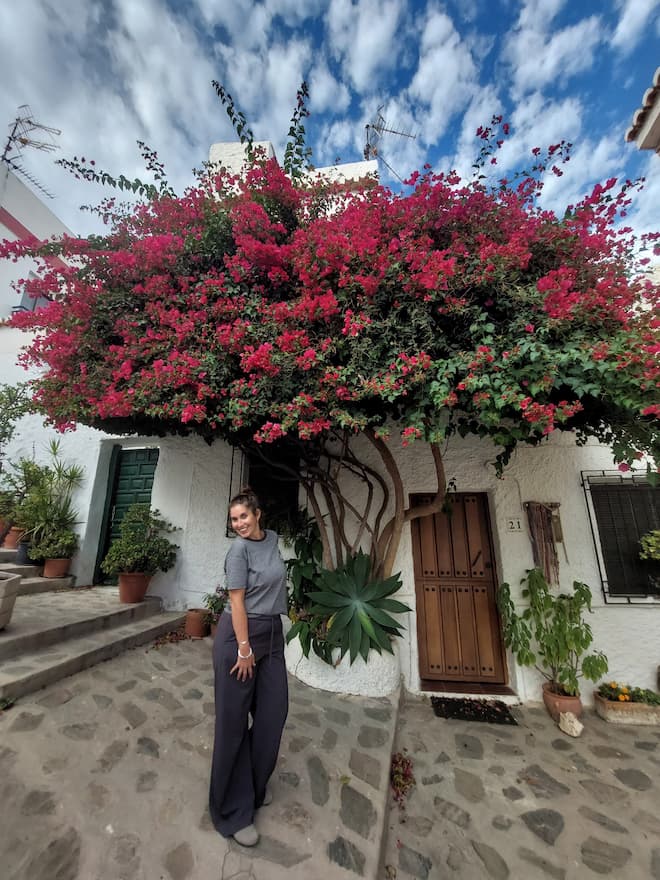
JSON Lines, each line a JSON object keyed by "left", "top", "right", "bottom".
{"left": 0, "top": 549, "right": 185, "bottom": 702}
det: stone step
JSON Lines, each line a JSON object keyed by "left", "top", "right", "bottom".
{"left": 0, "top": 593, "right": 163, "bottom": 661}
{"left": 0, "top": 562, "right": 42, "bottom": 578}
{"left": 17, "top": 576, "right": 76, "bottom": 596}
{"left": 0, "top": 548, "right": 17, "bottom": 562}
{"left": 0, "top": 611, "right": 186, "bottom": 701}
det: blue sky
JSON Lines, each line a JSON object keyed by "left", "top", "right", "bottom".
{"left": 0, "top": 0, "right": 658, "bottom": 239}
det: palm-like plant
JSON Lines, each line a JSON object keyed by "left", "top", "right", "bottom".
{"left": 303, "top": 551, "right": 410, "bottom": 664}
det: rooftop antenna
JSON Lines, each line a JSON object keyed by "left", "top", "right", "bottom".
{"left": 2, "top": 105, "right": 61, "bottom": 199}
{"left": 364, "top": 105, "right": 416, "bottom": 183}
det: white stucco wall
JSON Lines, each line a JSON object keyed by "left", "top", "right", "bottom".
{"left": 0, "top": 165, "right": 72, "bottom": 319}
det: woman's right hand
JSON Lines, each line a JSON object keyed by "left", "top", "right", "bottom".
{"left": 230, "top": 649, "right": 255, "bottom": 681}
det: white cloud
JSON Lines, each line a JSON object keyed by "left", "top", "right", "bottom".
{"left": 503, "top": 2, "right": 603, "bottom": 97}
{"left": 309, "top": 60, "right": 351, "bottom": 114}
{"left": 407, "top": 8, "right": 479, "bottom": 145}
{"left": 612, "top": 0, "right": 659, "bottom": 55}
{"left": 326, "top": 0, "right": 404, "bottom": 93}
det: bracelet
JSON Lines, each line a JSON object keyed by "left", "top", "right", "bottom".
{"left": 237, "top": 647, "right": 253, "bottom": 660}
{"left": 239, "top": 639, "right": 249, "bottom": 646}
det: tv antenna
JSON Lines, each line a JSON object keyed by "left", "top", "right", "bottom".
{"left": 2, "top": 105, "right": 61, "bottom": 199}
{"left": 364, "top": 105, "right": 416, "bottom": 183}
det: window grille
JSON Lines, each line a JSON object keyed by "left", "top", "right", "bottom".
{"left": 582, "top": 471, "right": 660, "bottom": 604}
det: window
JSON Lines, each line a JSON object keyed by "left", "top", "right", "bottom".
{"left": 584, "top": 473, "right": 659, "bottom": 599}
{"left": 246, "top": 446, "right": 301, "bottom": 538}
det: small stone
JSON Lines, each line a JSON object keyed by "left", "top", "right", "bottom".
{"left": 92, "top": 694, "right": 113, "bottom": 709}
{"left": 435, "top": 751, "right": 451, "bottom": 763}
{"left": 357, "top": 725, "right": 388, "bottom": 748}
{"left": 182, "top": 688, "right": 203, "bottom": 700}
{"left": 580, "top": 836, "right": 632, "bottom": 874}
{"left": 238, "top": 834, "right": 310, "bottom": 867}
{"left": 518, "top": 847, "right": 566, "bottom": 879}
{"left": 116, "top": 679, "right": 137, "bottom": 692}
{"left": 279, "top": 771, "right": 300, "bottom": 788}
{"left": 136, "top": 736, "right": 160, "bottom": 757}
{"left": 349, "top": 749, "right": 381, "bottom": 789}
{"left": 340, "top": 785, "right": 376, "bottom": 839}
{"left": 43, "top": 757, "right": 68, "bottom": 774}
{"left": 421, "top": 773, "right": 442, "bottom": 785}
{"left": 364, "top": 706, "right": 392, "bottom": 722}
{"left": 93, "top": 740, "right": 128, "bottom": 774}
{"left": 580, "top": 779, "right": 630, "bottom": 805}
{"left": 289, "top": 735, "right": 311, "bottom": 753}
{"left": 166, "top": 714, "right": 202, "bottom": 731}
{"left": 613, "top": 768, "right": 652, "bottom": 791}
{"left": 327, "top": 836, "right": 365, "bottom": 875}
{"left": 446, "top": 846, "right": 463, "bottom": 871}
{"left": 633, "top": 810, "right": 660, "bottom": 837}
{"left": 521, "top": 808, "right": 564, "bottom": 845}
{"left": 558, "top": 712, "right": 583, "bottom": 737}
{"left": 120, "top": 703, "right": 147, "bottom": 729}
{"left": 111, "top": 832, "right": 141, "bottom": 878}
{"left": 202, "top": 701, "right": 214, "bottom": 715}
{"left": 494, "top": 742, "right": 522, "bottom": 756}
{"left": 308, "top": 755, "right": 329, "bottom": 806}
{"left": 87, "top": 781, "right": 109, "bottom": 809}
{"left": 9, "top": 711, "right": 44, "bottom": 732}
{"left": 137, "top": 771, "right": 158, "bottom": 793}
{"left": 454, "top": 768, "right": 485, "bottom": 803}
{"left": 21, "top": 788, "right": 56, "bottom": 815}
{"left": 551, "top": 738, "right": 573, "bottom": 752}
{"left": 489, "top": 766, "right": 505, "bottom": 776}
{"left": 455, "top": 733, "right": 484, "bottom": 759}
{"left": 22, "top": 828, "right": 81, "bottom": 878}
{"left": 651, "top": 848, "right": 660, "bottom": 880}
{"left": 324, "top": 707, "right": 351, "bottom": 725}
{"left": 173, "top": 670, "right": 197, "bottom": 686}
{"left": 37, "top": 688, "right": 73, "bottom": 708}
{"left": 492, "top": 815, "right": 512, "bottom": 830}
{"left": 293, "top": 711, "right": 321, "bottom": 727}
{"left": 399, "top": 844, "right": 433, "bottom": 879}
{"left": 321, "top": 727, "right": 338, "bottom": 750}
{"left": 60, "top": 722, "right": 97, "bottom": 740}
{"left": 578, "top": 806, "right": 627, "bottom": 834}
{"left": 503, "top": 786, "right": 524, "bottom": 801}
{"left": 405, "top": 815, "right": 433, "bottom": 837}
{"left": 280, "top": 801, "right": 311, "bottom": 834}
{"left": 590, "top": 745, "right": 630, "bottom": 760}
{"left": 520, "top": 764, "right": 570, "bottom": 799}
{"left": 433, "top": 796, "right": 471, "bottom": 828}
{"left": 143, "top": 688, "right": 183, "bottom": 711}
{"left": 163, "top": 841, "right": 194, "bottom": 880}
{"left": 471, "top": 840, "right": 509, "bottom": 879}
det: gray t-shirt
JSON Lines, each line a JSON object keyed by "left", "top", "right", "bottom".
{"left": 224, "top": 529, "right": 287, "bottom": 616}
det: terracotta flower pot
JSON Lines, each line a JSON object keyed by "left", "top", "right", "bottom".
{"left": 185, "top": 609, "right": 210, "bottom": 639}
{"left": 3, "top": 527, "right": 24, "bottom": 550}
{"left": 43, "top": 558, "right": 71, "bottom": 578}
{"left": 118, "top": 572, "right": 152, "bottom": 603}
{"left": 542, "top": 681, "right": 583, "bottom": 722}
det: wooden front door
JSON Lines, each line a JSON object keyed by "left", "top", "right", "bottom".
{"left": 94, "top": 447, "right": 160, "bottom": 583}
{"left": 411, "top": 493, "right": 506, "bottom": 684}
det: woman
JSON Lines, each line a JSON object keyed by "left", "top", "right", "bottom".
{"left": 209, "top": 487, "right": 289, "bottom": 847}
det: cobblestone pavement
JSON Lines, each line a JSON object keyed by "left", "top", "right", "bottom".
{"left": 382, "top": 693, "right": 660, "bottom": 880}
{"left": 0, "top": 636, "right": 397, "bottom": 880}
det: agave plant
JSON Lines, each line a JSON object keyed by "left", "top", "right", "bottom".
{"left": 303, "top": 551, "right": 410, "bottom": 665}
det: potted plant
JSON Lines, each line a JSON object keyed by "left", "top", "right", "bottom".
{"left": 31, "top": 528, "right": 79, "bottom": 578}
{"left": 595, "top": 681, "right": 660, "bottom": 725}
{"left": 639, "top": 530, "right": 660, "bottom": 593}
{"left": 498, "top": 569, "right": 609, "bottom": 721}
{"left": 101, "top": 503, "right": 178, "bottom": 603}
{"left": 203, "top": 588, "right": 228, "bottom": 638}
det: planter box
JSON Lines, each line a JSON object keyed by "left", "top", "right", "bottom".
{"left": 284, "top": 636, "right": 400, "bottom": 697}
{"left": 0, "top": 572, "right": 21, "bottom": 630}
{"left": 594, "top": 691, "right": 660, "bottom": 726}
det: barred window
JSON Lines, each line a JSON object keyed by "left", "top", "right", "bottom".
{"left": 585, "top": 474, "right": 659, "bottom": 598}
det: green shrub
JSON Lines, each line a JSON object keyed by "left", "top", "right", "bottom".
{"left": 101, "top": 504, "right": 178, "bottom": 576}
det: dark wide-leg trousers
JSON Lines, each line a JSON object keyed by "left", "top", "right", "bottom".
{"left": 209, "top": 612, "right": 288, "bottom": 837}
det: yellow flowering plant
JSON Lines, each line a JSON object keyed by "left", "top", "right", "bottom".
{"left": 598, "top": 681, "right": 660, "bottom": 705}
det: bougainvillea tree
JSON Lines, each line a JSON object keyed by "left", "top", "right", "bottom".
{"left": 1, "top": 99, "right": 659, "bottom": 578}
